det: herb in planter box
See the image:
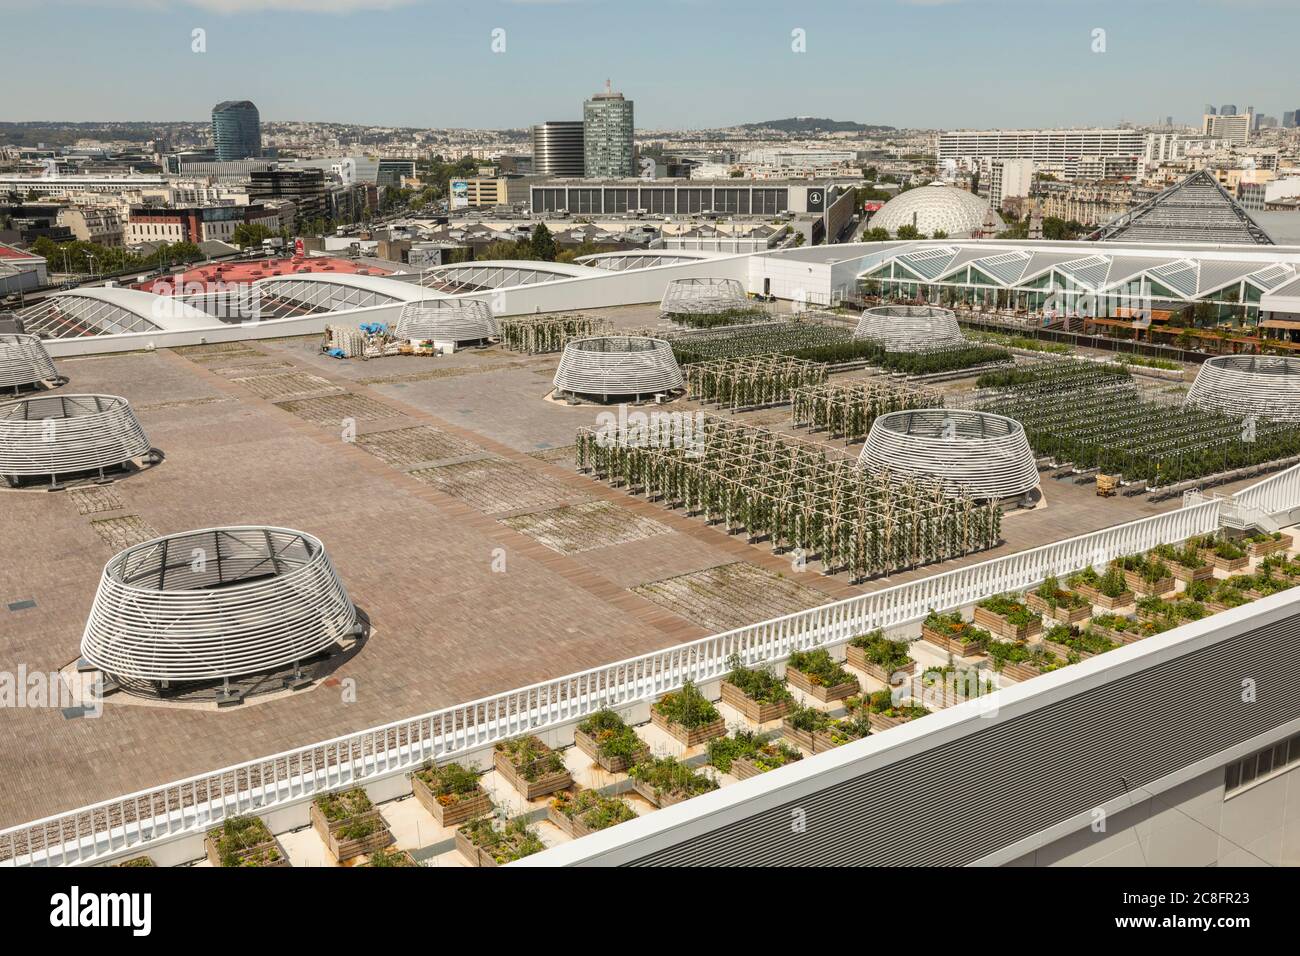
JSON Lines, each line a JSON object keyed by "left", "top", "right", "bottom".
{"left": 720, "top": 654, "right": 793, "bottom": 722}
{"left": 548, "top": 788, "right": 637, "bottom": 837}
{"left": 365, "top": 847, "right": 419, "bottom": 867}
{"left": 1116, "top": 553, "right": 1174, "bottom": 595}
{"left": 311, "top": 787, "right": 392, "bottom": 861}
{"left": 823, "top": 712, "right": 873, "bottom": 747}
{"left": 314, "top": 788, "right": 373, "bottom": 823}
{"left": 785, "top": 648, "right": 859, "bottom": 702}
{"left": 707, "top": 730, "right": 803, "bottom": 779}
{"left": 921, "top": 609, "right": 991, "bottom": 655}
{"left": 780, "top": 702, "right": 835, "bottom": 752}
{"left": 651, "top": 680, "right": 726, "bottom": 746}
{"left": 987, "top": 640, "right": 1067, "bottom": 680}
{"left": 117, "top": 856, "right": 155, "bottom": 867}
{"left": 574, "top": 709, "right": 649, "bottom": 773}
{"left": 493, "top": 735, "right": 573, "bottom": 799}
{"left": 1191, "top": 533, "right": 1248, "bottom": 571}
{"left": 410, "top": 761, "right": 492, "bottom": 827}
{"left": 628, "top": 756, "right": 719, "bottom": 807}
{"left": 1149, "top": 543, "right": 1212, "bottom": 582}
{"left": 456, "top": 815, "right": 545, "bottom": 867}
{"left": 864, "top": 688, "right": 929, "bottom": 731}
{"left": 1207, "top": 582, "right": 1250, "bottom": 611}
{"left": 1069, "top": 565, "right": 1134, "bottom": 609}
{"left": 975, "top": 593, "right": 1044, "bottom": 640}
{"left": 916, "top": 667, "right": 994, "bottom": 706}
{"left": 1042, "top": 622, "right": 1115, "bottom": 658}
{"left": 1026, "top": 574, "right": 1092, "bottom": 623}
{"left": 1245, "top": 530, "right": 1292, "bottom": 557}
{"left": 846, "top": 629, "right": 916, "bottom": 683}
{"left": 205, "top": 815, "right": 286, "bottom": 868}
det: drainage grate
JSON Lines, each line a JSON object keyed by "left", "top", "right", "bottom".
{"left": 276, "top": 392, "right": 400, "bottom": 426}
{"left": 7, "top": 600, "right": 36, "bottom": 611}
{"left": 67, "top": 485, "right": 124, "bottom": 516}
{"left": 90, "top": 515, "right": 160, "bottom": 551}
{"left": 356, "top": 424, "right": 485, "bottom": 467}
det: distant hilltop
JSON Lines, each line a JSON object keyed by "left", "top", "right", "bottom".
{"left": 736, "top": 117, "right": 895, "bottom": 133}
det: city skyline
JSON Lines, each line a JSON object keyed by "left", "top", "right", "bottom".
{"left": 3, "top": 0, "right": 1297, "bottom": 130}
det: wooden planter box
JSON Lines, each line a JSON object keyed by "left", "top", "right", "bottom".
{"left": 454, "top": 828, "right": 493, "bottom": 868}
{"left": 362, "top": 850, "right": 418, "bottom": 867}
{"left": 411, "top": 774, "right": 493, "bottom": 828}
{"left": 1207, "top": 600, "right": 1244, "bottom": 615}
{"left": 731, "top": 756, "right": 798, "bottom": 781}
{"left": 785, "top": 665, "right": 858, "bottom": 703}
{"left": 781, "top": 718, "right": 837, "bottom": 754}
{"left": 867, "top": 711, "right": 918, "bottom": 733}
{"left": 998, "top": 660, "right": 1048, "bottom": 683}
{"left": 204, "top": 832, "right": 289, "bottom": 868}
{"left": 630, "top": 777, "right": 691, "bottom": 809}
{"left": 845, "top": 645, "right": 917, "bottom": 685}
{"left": 1042, "top": 639, "right": 1094, "bottom": 661}
{"left": 974, "top": 605, "right": 1043, "bottom": 642}
{"left": 1073, "top": 582, "right": 1134, "bottom": 610}
{"left": 650, "top": 707, "right": 726, "bottom": 747}
{"left": 547, "top": 799, "right": 598, "bottom": 839}
{"left": 1248, "top": 534, "right": 1293, "bottom": 558}
{"left": 921, "top": 624, "right": 986, "bottom": 657}
{"left": 1198, "top": 548, "right": 1249, "bottom": 573}
{"left": 1168, "top": 562, "right": 1214, "bottom": 583}
{"left": 573, "top": 727, "right": 649, "bottom": 774}
{"left": 720, "top": 680, "right": 792, "bottom": 724}
{"left": 1025, "top": 592, "right": 1092, "bottom": 625}
{"left": 1122, "top": 570, "right": 1176, "bottom": 597}
{"left": 493, "top": 746, "right": 573, "bottom": 801}
{"left": 310, "top": 803, "right": 395, "bottom": 863}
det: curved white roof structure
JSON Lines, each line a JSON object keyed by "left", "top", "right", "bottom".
{"left": 854, "top": 305, "right": 965, "bottom": 352}
{"left": 420, "top": 260, "right": 594, "bottom": 294}
{"left": 0, "top": 393, "right": 151, "bottom": 481}
{"left": 859, "top": 408, "right": 1039, "bottom": 501}
{"left": 553, "top": 336, "right": 684, "bottom": 401}
{"left": 80, "top": 526, "right": 356, "bottom": 684}
{"left": 577, "top": 250, "right": 725, "bottom": 272}
{"left": 0, "top": 333, "right": 60, "bottom": 390}
{"left": 19, "top": 287, "right": 216, "bottom": 339}
{"left": 869, "top": 183, "right": 1004, "bottom": 238}
{"left": 1184, "top": 355, "right": 1300, "bottom": 423}
{"left": 251, "top": 272, "right": 422, "bottom": 317}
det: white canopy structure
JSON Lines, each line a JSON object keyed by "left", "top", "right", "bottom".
{"left": 394, "top": 298, "right": 498, "bottom": 344}
{"left": 0, "top": 333, "right": 60, "bottom": 390}
{"left": 854, "top": 305, "right": 966, "bottom": 352}
{"left": 80, "top": 527, "right": 356, "bottom": 685}
{"left": 859, "top": 408, "right": 1039, "bottom": 501}
{"left": 553, "top": 336, "right": 684, "bottom": 402}
{"left": 0, "top": 394, "right": 152, "bottom": 482}
{"left": 1184, "top": 355, "right": 1300, "bottom": 423}
{"left": 18, "top": 287, "right": 216, "bottom": 339}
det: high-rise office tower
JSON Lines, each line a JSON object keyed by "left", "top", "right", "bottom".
{"left": 1220, "top": 104, "right": 1237, "bottom": 116}
{"left": 211, "top": 100, "right": 262, "bottom": 162}
{"left": 583, "top": 82, "right": 635, "bottom": 178}
{"left": 531, "top": 121, "right": 585, "bottom": 177}
{"left": 1205, "top": 104, "right": 1217, "bottom": 116}
{"left": 1284, "top": 111, "right": 1297, "bottom": 129}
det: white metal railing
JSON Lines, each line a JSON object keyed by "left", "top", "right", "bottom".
{"left": 1232, "top": 464, "right": 1300, "bottom": 518}
{"left": 0, "top": 490, "right": 1244, "bottom": 867}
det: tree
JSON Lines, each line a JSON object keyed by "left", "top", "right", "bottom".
{"left": 231, "top": 223, "right": 276, "bottom": 249}
{"left": 895, "top": 224, "right": 923, "bottom": 240}
{"left": 932, "top": 229, "right": 949, "bottom": 240}
{"left": 528, "top": 223, "right": 557, "bottom": 262}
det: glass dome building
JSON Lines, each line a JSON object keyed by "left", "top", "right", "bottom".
{"left": 868, "top": 182, "right": 1004, "bottom": 238}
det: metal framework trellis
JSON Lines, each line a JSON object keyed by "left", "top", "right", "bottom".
{"left": 685, "top": 355, "right": 827, "bottom": 410}
{"left": 574, "top": 414, "right": 1000, "bottom": 582}
{"left": 791, "top": 378, "right": 943, "bottom": 443}
{"left": 974, "top": 360, "right": 1300, "bottom": 486}
{"left": 498, "top": 313, "right": 611, "bottom": 354}
{"left": 668, "top": 321, "right": 859, "bottom": 366}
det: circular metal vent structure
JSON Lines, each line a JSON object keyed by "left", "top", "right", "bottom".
{"left": 553, "top": 336, "right": 684, "bottom": 402}
{"left": 0, "top": 394, "right": 151, "bottom": 480}
{"left": 81, "top": 527, "right": 357, "bottom": 684}
{"left": 859, "top": 408, "right": 1039, "bottom": 501}
{"left": 854, "top": 305, "right": 965, "bottom": 353}
{"left": 1184, "top": 354, "right": 1300, "bottom": 423}
{"left": 660, "top": 277, "right": 752, "bottom": 316}
{"left": 0, "top": 333, "right": 60, "bottom": 390}
{"left": 393, "top": 298, "right": 497, "bottom": 344}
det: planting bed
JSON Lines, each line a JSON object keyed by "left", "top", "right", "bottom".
{"left": 410, "top": 762, "right": 494, "bottom": 827}
{"left": 493, "top": 735, "right": 573, "bottom": 800}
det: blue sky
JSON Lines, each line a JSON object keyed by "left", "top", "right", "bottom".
{"left": 2, "top": 0, "right": 1297, "bottom": 129}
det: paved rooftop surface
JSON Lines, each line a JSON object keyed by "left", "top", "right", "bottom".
{"left": 0, "top": 312, "right": 1260, "bottom": 828}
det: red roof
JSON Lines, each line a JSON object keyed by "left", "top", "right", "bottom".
{"left": 131, "top": 255, "right": 390, "bottom": 294}
{"left": 0, "top": 242, "right": 41, "bottom": 262}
